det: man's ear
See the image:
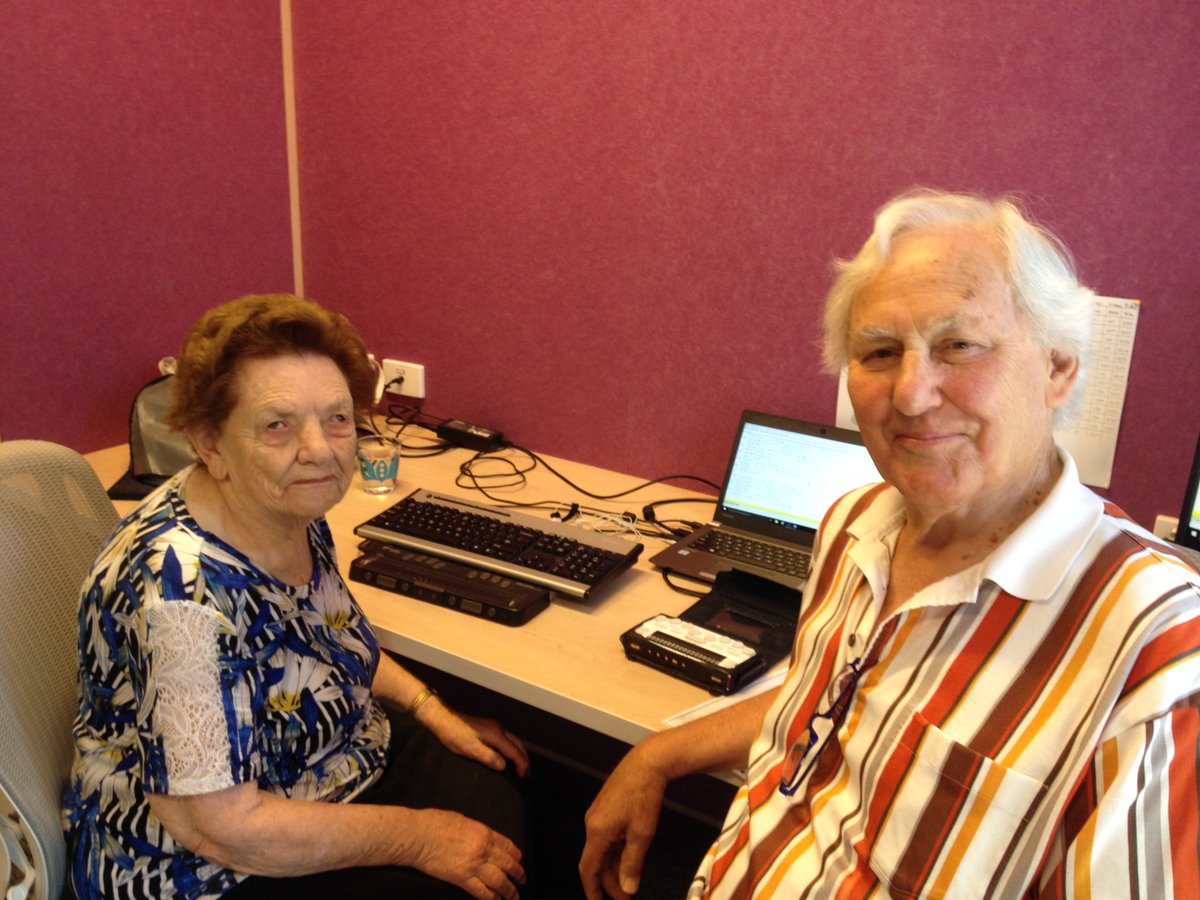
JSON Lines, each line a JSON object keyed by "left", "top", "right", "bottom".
{"left": 1046, "top": 349, "right": 1081, "bottom": 411}
{"left": 187, "top": 425, "right": 227, "bottom": 480}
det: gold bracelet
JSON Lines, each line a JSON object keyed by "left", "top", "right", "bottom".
{"left": 408, "top": 687, "right": 437, "bottom": 717}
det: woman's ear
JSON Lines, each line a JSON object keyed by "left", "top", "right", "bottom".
{"left": 187, "top": 425, "right": 227, "bottom": 480}
{"left": 1046, "top": 349, "right": 1081, "bottom": 411}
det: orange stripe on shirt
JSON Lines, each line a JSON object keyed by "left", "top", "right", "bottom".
{"left": 916, "top": 590, "right": 1027, "bottom": 727}
{"left": 890, "top": 733, "right": 987, "bottom": 894}
{"left": 706, "top": 814, "right": 755, "bottom": 894}
{"left": 1166, "top": 705, "right": 1200, "bottom": 895}
{"left": 1123, "top": 617, "right": 1200, "bottom": 698}
{"left": 756, "top": 764, "right": 860, "bottom": 897}
{"left": 926, "top": 760, "right": 1010, "bottom": 896}
{"left": 1001, "top": 555, "right": 1159, "bottom": 770}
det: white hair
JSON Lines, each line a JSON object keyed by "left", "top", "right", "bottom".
{"left": 821, "top": 189, "right": 1096, "bottom": 424}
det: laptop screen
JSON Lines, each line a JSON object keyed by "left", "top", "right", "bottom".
{"left": 720, "top": 413, "right": 882, "bottom": 533}
{"left": 1177, "top": 427, "right": 1200, "bottom": 552}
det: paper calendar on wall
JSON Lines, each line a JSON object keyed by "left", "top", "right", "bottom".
{"left": 1053, "top": 296, "right": 1139, "bottom": 488}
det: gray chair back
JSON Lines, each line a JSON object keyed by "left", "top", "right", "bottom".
{"left": 0, "top": 440, "right": 118, "bottom": 900}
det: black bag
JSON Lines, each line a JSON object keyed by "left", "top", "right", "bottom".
{"left": 108, "top": 370, "right": 196, "bottom": 501}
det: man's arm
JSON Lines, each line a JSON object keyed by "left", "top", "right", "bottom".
{"left": 579, "top": 687, "right": 779, "bottom": 900}
{"left": 1037, "top": 702, "right": 1199, "bottom": 896}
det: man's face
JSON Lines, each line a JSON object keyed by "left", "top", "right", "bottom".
{"left": 846, "top": 225, "right": 1076, "bottom": 526}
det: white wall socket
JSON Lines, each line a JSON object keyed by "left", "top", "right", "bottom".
{"left": 1153, "top": 514, "right": 1178, "bottom": 541}
{"left": 380, "top": 359, "right": 426, "bottom": 399}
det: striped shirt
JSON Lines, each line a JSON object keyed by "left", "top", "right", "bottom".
{"left": 690, "top": 452, "right": 1200, "bottom": 898}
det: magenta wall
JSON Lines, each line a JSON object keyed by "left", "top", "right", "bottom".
{"left": 292, "top": 1, "right": 1200, "bottom": 530}
{"left": 1, "top": 2, "right": 293, "bottom": 452}
{"left": 4, "top": 3, "right": 1198, "bottom": 535}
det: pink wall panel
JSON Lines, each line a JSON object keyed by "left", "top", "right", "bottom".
{"left": 1, "top": 2, "right": 293, "bottom": 453}
{"left": 292, "top": 1, "right": 1200, "bottom": 531}
{"left": 5, "top": 3, "right": 1194, "bottom": 534}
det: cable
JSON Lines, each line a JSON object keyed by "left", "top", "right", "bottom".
{"left": 459, "top": 442, "right": 719, "bottom": 502}
{"left": 516, "top": 443, "right": 721, "bottom": 499}
{"left": 660, "top": 568, "right": 710, "bottom": 597}
{"left": 371, "top": 404, "right": 459, "bottom": 458}
{"left": 367, "top": 408, "right": 718, "bottom": 544}
{"left": 570, "top": 509, "right": 644, "bottom": 539}
{"left": 642, "top": 497, "right": 715, "bottom": 536}
{"left": 453, "top": 448, "right": 526, "bottom": 497}
{"left": 445, "top": 443, "right": 720, "bottom": 553}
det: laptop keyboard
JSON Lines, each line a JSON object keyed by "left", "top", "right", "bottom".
{"left": 693, "top": 529, "right": 811, "bottom": 579}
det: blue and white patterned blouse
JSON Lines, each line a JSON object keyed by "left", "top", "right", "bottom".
{"left": 63, "top": 467, "right": 390, "bottom": 900}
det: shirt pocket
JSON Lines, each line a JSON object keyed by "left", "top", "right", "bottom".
{"left": 865, "top": 710, "right": 1045, "bottom": 899}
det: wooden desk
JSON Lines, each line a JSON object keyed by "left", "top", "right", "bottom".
{"left": 86, "top": 442, "right": 721, "bottom": 748}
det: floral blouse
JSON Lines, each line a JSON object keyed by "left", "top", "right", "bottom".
{"left": 63, "top": 468, "right": 390, "bottom": 900}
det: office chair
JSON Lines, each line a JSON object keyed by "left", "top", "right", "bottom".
{"left": 0, "top": 441, "right": 118, "bottom": 900}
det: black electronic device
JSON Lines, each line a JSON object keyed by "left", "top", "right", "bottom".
{"left": 354, "top": 488, "right": 643, "bottom": 600}
{"left": 436, "top": 418, "right": 504, "bottom": 451}
{"left": 620, "top": 568, "right": 800, "bottom": 694}
{"left": 621, "top": 614, "right": 765, "bottom": 694}
{"left": 350, "top": 540, "right": 550, "bottom": 626}
{"left": 1176, "top": 428, "right": 1200, "bottom": 553}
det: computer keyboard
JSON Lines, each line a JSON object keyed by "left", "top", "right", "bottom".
{"left": 353, "top": 488, "right": 644, "bottom": 600}
{"left": 692, "top": 529, "right": 810, "bottom": 579}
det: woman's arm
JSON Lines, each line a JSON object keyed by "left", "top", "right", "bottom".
{"left": 148, "top": 782, "right": 524, "bottom": 899}
{"left": 370, "top": 646, "right": 433, "bottom": 710}
{"left": 372, "top": 651, "right": 530, "bottom": 776}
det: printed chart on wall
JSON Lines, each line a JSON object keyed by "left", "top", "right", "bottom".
{"left": 835, "top": 296, "right": 1141, "bottom": 489}
{"left": 1053, "top": 297, "right": 1140, "bottom": 488}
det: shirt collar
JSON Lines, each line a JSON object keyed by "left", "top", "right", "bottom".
{"left": 845, "top": 487, "right": 906, "bottom": 606}
{"left": 843, "top": 448, "right": 1102, "bottom": 605}
{"left": 981, "top": 448, "right": 1103, "bottom": 600}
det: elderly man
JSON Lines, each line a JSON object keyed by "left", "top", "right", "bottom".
{"left": 579, "top": 190, "right": 1200, "bottom": 898}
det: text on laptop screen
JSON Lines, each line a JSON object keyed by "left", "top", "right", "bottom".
{"left": 722, "top": 423, "right": 881, "bottom": 530}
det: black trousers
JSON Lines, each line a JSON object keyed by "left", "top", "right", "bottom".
{"left": 224, "top": 706, "right": 527, "bottom": 899}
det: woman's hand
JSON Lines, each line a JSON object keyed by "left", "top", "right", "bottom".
{"left": 418, "top": 698, "right": 531, "bottom": 777}
{"left": 411, "top": 808, "right": 526, "bottom": 899}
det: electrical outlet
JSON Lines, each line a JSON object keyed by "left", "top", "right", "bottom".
{"left": 380, "top": 359, "right": 426, "bottom": 399}
{"left": 1153, "top": 515, "right": 1178, "bottom": 541}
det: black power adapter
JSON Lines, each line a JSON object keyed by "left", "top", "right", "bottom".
{"left": 436, "top": 418, "right": 504, "bottom": 451}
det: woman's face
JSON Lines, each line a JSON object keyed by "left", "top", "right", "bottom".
{"left": 199, "top": 353, "right": 358, "bottom": 529}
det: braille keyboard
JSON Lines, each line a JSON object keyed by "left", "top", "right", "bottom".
{"left": 354, "top": 488, "right": 643, "bottom": 600}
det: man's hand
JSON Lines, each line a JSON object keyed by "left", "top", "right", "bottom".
{"left": 579, "top": 748, "right": 669, "bottom": 900}
{"left": 578, "top": 685, "right": 778, "bottom": 897}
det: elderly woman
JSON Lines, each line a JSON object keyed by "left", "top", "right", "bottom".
{"left": 65, "top": 295, "right": 529, "bottom": 900}
{"left": 580, "top": 190, "right": 1200, "bottom": 899}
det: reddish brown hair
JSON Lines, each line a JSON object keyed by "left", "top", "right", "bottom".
{"left": 165, "top": 294, "right": 376, "bottom": 433}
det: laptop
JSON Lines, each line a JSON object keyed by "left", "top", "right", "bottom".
{"left": 649, "top": 410, "right": 882, "bottom": 589}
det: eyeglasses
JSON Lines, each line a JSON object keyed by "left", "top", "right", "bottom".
{"left": 779, "top": 657, "right": 864, "bottom": 797}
